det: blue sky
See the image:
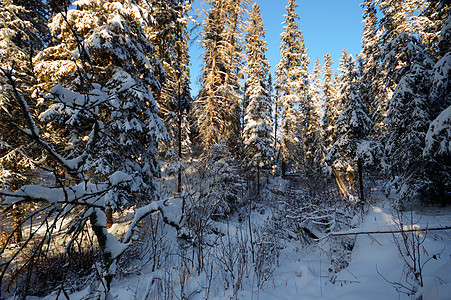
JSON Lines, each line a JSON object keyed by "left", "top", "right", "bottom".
{"left": 188, "top": 0, "right": 365, "bottom": 96}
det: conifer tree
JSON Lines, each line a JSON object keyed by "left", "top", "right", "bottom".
{"left": 422, "top": 11, "right": 451, "bottom": 205}
{"left": 0, "top": 0, "right": 50, "bottom": 243}
{"left": 145, "top": 0, "right": 193, "bottom": 158}
{"left": 322, "top": 53, "right": 337, "bottom": 152}
{"left": 275, "top": 0, "right": 310, "bottom": 172}
{"left": 195, "top": 0, "right": 249, "bottom": 156}
{"left": 360, "top": 0, "right": 386, "bottom": 138}
{"left": 383, "top": 33, "right": 434, "bottom": 203}
{"left": 326, "top": 53, "right": 371, "bottom": 179}
{"left": 34, "top": 0, "right": 167, "bottom": 203}
{"left": 242, "top": 3, "right": 274, "bottom": 187}
{"left": 305, "top": 57, "right": 324, "bottom": 174}
{"left": 408, "top": 0, "right": 450, "bottom": 59}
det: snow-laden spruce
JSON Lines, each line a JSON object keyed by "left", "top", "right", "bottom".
{"left": 275, "top": 0, "right": 310, "bottom": 172}
{"left": 242, "top": 3, "right": 274, "bottom": 185}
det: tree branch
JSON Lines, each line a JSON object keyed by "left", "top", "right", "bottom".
{"left": 329, "top": 227, "right": 451, "bottom": 237}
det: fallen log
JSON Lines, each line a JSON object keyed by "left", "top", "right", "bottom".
{"left": 329, "top": 226, "right": 451, "bottom": 237}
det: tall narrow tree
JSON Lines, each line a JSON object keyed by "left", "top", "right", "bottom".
{"left": 326, "top": 53, "right": 372, "bottom": 186}
{"left": 242, "top": 3, "right": 274, "bottom": 187}
{"left": 360, "top": 0, "right": 386, "bottom": 138}
{"left": 146, "top": 0, "right": 193, "bottom": 160}
{"left": 0, "top": 0, "right": 50, "bottom": 243}
{"left": 322, "top": 53, "right": 337, "bottom": 152}
{"left": 275, "top": 0, "right": 310, "bottom": 173}
{"left": 305, "top": 57, "right": 324, "bottom": 174}
{"left": 383, "top": 33, "right": 434, "bottom": 204}
{"left": 195, "top": 0, "right": 249, "bottom": 156}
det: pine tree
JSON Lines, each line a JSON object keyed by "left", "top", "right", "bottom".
{"left": 305, "top": 57, "right": 324, "bottom": 174}
{"left": 360, "top": 0, "right": 387, "bottom": 138}
{"left": 275, "top": 0, "right": 310, "bottom": 173}
{"left": 0, "top": 0, "right": 50, "bottom": 243}
{"left": 322, "top": 53, "right": 337, "bottom": 152}
{"left": 34, "top": 0, "right": 167, "bottom": 203}
{"left": 383, "top": 33, "right": 434, "bottom": 204}
{"left": 242, "top": 3, "right": 274, "bottom": 187}
{"left": 326, "top": 53, "right": 371, "bottom": 180}
{"left": 145, "top": 0, "right": 193, "bottom": 158}
{"left": 195, "top": 0, "right": 249, "bottom": 156}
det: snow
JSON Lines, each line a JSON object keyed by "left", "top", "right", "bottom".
{"left": 108, "top": 171, "right": 133, "bottom": 186}
{"left": 10, "top": 176, "right": 451, "bottom": 300}
{"left": 424, "top": 105, "right": 451, "bottom": 157}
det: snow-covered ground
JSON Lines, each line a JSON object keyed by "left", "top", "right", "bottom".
{"left": 198, "top": 204, "right": 451, "bottom": 300}
{"left": 34, "top": 204, "right": 449, "bottom": 300}
{"left": 22, "top": 175, "right": 451, "bottom": 300}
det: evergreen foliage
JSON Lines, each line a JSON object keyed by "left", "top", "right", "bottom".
{"left": 275, "top": 0, "right": 310, "bottom": 171}
{"left": 305, "top": 57, "right": 324, "bottom": 174}
{"left": 383, "top": 33, "right": 435, "bottom": 203}
{"left": 322, "top": 53, "right": 337, "bottom": 152}
{"left": 195, "top": 0, "right": 249, "bottom": 156}
{"left": 34, "top": 0, "right": 168, "bottom": 202}
{"left": 326, "top": 52, "right": 371, "bottom": 176}
{"left": 242, "top": 3, "right": 274, "bottom": 182}
{"left": 146, "top": 0, "right": 193, "bottom": 156}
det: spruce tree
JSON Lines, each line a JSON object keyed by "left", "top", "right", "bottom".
{"left": 242, "top": 3, "right": 274, "bottom": 187}
{"left": 0, "top": 0, "right": 50, "bottom": 243}
{"left": 360, "top": 0, "right": 386, "bottom": 138}
{"left": 322, "top": 53, "right": 337, "bottom": 152}
{"left": 423, "top": 11, "right": 451, "bottom": 205}
{"left": 383, "top": 33, "right": 434, "bottom": 204}
{"left": 275, "top": 0, "right": 310, "bottom": 173}
{"left": 326, "top": 53, "right": 371, "bottom": 180}
{"left": 145, "top": 0, "right": 193, "bottom": 158}
{"left": 408, "top": 0, "right": 450, "bottom": 59}
{"left": 34, "top": 0, "right": 167, "bottom": 203}
{"left": 305, "top": 57, "right": 324, "bottom": 174}
{"left": 195, "top": 0, "right": 249, "bottom": 156}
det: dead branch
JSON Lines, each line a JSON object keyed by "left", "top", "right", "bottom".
{"left": 329, "top": 226, "right": 451, "bottom": 237}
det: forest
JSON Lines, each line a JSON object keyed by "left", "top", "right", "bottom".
{"left": 0, "top": 0, "right": 450, "bottom": 299}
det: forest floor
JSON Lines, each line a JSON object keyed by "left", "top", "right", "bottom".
{"left": 24, "top": 176, "right": 451, "bottom": 300}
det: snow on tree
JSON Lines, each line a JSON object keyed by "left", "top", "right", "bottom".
{"left": 305, "top": 57, "right": 324, "bottom": 174}
{"left": 325, "top": 52, "right": 372, "bottom": 181}
{"left": 423, "top": 24, "right": 451, "bottom": 204}
{"left": 383, "top": 33, "right": 435, "bottom": 204}
{"left": 0, "top": 1, "right": 177, "bottom": 296}
{"left": 195, "top": 0, "right": 249, "bottom": 156}
{"left": 145, "top": 0, "right": 193, "bottom": 158}
{"left": 322, "top": 53, "right": 337, "bottom": 152}
{"left": 34, "top": 0, "right": 168, "bottom": 203}
{"left": 0, "top": 65, "right": 182, "bottom": 298}
{"left": 424, "top": 104, "right": 451, "bottom": 205}
{"left": 275, "top": 0, "right": 310, "bottom": 173}
{"left": 197, "top": 143, "right": 243, "bottom": 217}
{"left": 359, "top": 0, "right": 387, "bottom": 138}
{"left": 407, "top": 0, "right": 450, "bottom": 59}
{"left": 0, "top": 0, "right": 50, "bottom": 244}
{"left": 242, "top": 3, "right": 274, "bottom": 186}
{"left": 437, "top": 9, "right": 451, "bottom": 58}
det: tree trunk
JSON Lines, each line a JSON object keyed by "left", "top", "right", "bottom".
{"left": 12, "top": 204, "right": 22, "bottom": 243}
{"left": 257, "top": 165, "right": 260, "bottom": 194}
{"left": 281, "top": 160, "right": 287, "bottom": 179}
{"left": 177, "top": 79, "right": 182, "bottom": 194}
{"left": 106, "top": 208, "right": 113, "bottom": 229}
{"left": 358, "top": 158, "right": 365, "bottom": 203}
{"left": 332, "top": 167, "right": 350, "bottom": 199}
